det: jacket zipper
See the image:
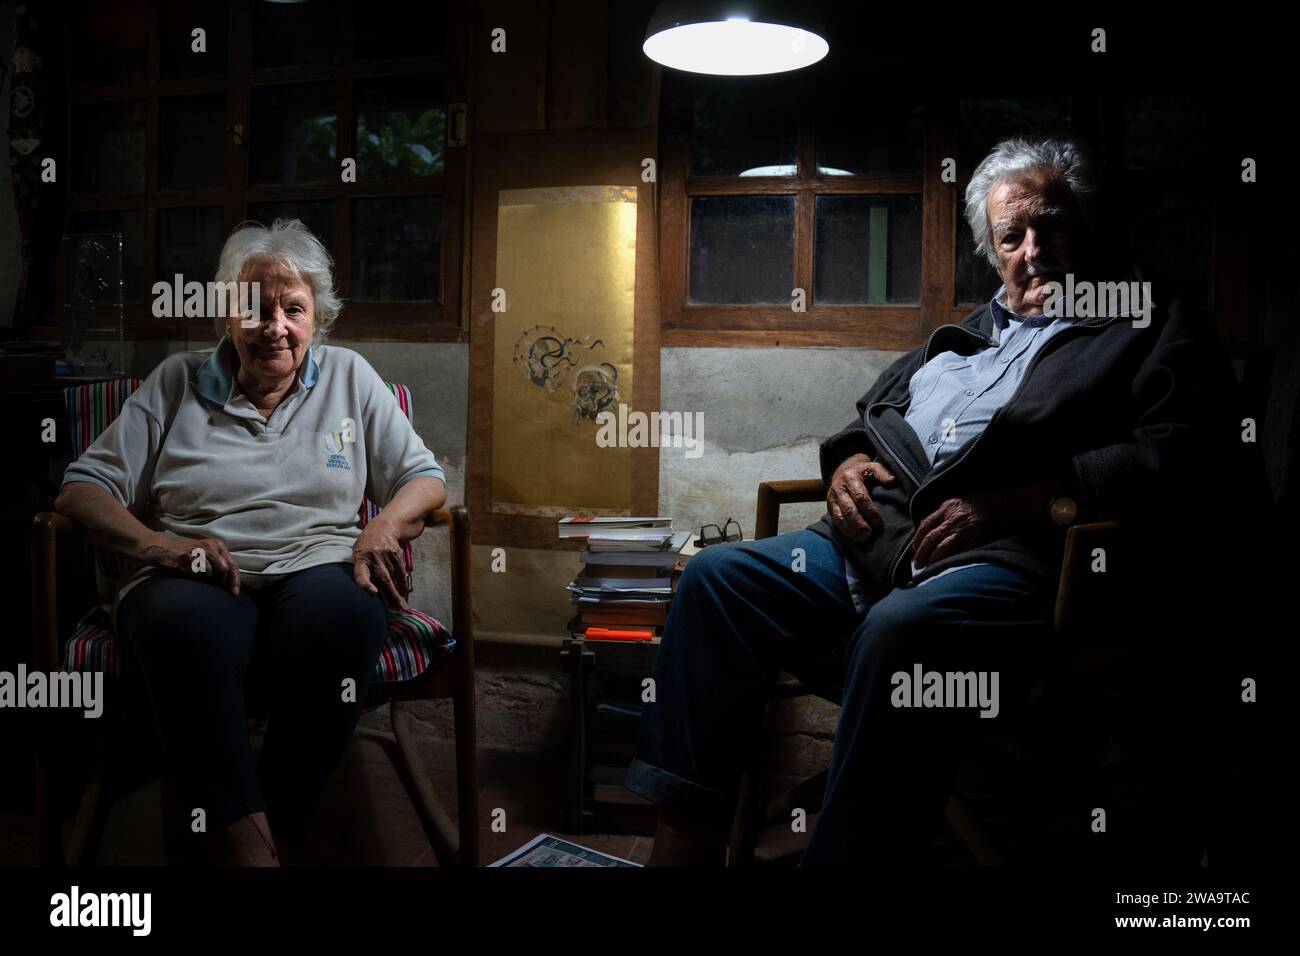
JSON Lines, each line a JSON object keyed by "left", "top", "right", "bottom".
{"left": 866, "top": 310, "right": 1133, "bottom": 586}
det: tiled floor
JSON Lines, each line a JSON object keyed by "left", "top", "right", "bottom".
{"left": 0, "top": 728, "right": 653, "bottom": 867}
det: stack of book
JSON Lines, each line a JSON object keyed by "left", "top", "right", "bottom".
{"left": 558, "top": 517, "right": 692, "bottom": 641}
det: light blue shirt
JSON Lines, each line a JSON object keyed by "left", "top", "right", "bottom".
{"left": 844, "top": 286, "right": 1072, "bottom": 610}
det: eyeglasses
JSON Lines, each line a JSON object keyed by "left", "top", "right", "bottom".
{"left": 696, "top": 518, "right": 742, "bottom": 547}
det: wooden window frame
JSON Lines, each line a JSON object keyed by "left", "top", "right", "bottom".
{"left": 50, "top": 0, "right": 469, "bottom": 344}
{"left": 659, "top": 73, "right": 956, "bottom": 350}
{"left": 661, "top": 86, "right": 1236, "bottom": 350}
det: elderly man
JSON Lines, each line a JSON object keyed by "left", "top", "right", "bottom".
{"left": 55, "top": 219, "right": 446, "bottom": 865}
{"left": 626, "top": 137, "right": 1221, "bottom": 865}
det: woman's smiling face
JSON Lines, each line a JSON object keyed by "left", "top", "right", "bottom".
{"left": 227, "top": 259, "right": 315, "bottom": 394}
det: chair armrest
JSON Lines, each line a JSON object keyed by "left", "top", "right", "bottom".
{"left": 31, "top": 511, "right": 82, "bottom": 672}
{"left": 425, "top": 505, "right": 452, "bottom": 528}
{"left": 1054, "top": 520, "right": 1120, "bottom": 635}
{"left": 755, "top": 479, "right": 828, "bottom": 541}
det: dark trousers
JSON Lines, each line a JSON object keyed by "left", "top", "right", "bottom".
{"left": 116, "top": 561, "right": 388, "bottom": 846}
{"left": 625, "top": 529, "right": 1054, "bottom": 864}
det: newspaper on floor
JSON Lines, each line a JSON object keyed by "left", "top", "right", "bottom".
{"left": 489, "top": 833, "right": 641, "bottom": 867}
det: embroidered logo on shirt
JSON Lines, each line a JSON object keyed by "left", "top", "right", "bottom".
{"left": 323, "top": 431, "right": 352, "bottom": 470}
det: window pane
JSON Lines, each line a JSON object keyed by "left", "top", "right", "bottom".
{"left": 817, "top": 97, "right": 923, "bottom": 175}
{"left": 68, "top": 211, "right": 146, "bottom": 305}
{"left": 958, "top": 99, "right": 1074, "bottom": 170}
{"left": 814, "top": 195, "right": 921, "bottom": 305}
{"left": 356, "top": 0, "right": 447, "bottom": 58}
{"left": 251, "top": 84, "right": 336, "bottom": 184}
{"left": 70, "top": 0, "right": 148, "bottom": 86}
{"left": 351, "top": 199, "right": 441, "bottom": 300}
{"left": 161, "top": 94, "right": 227, "bottom": 190}
{"left": 253, "top": 0, "right": 338, "bottom": 69}
{"left": 355, "top": 77, "right": 446, "bottom": 180}
{"left": 158, "top": 207, "right": 226, "bottom": 289}
{"left": 1125, "top": 96, "right": 1212, "bottom": 172}
{"left": 955, "top": 212, "right": 1001, "bottom": 305}
{"left": 691, "top": 79, "right": 797, "bottom": 176}
{"left": 689, "top": 196, "right": 794, "bottom": 305}
{"left": 248, "top": 201, "right": 336, "bottom": 251}
{"left": 162, "top": 0, "right": 229, "bottom": 79}
{"left": 72, "top": 101, "right": 147, "bottom": 195}
{"left": 1125, "top": 185, "right": 1212, "bottom": 310}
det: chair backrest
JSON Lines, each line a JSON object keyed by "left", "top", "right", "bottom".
{"left": 64, "top": 377, "right": 417, "bottom": 575}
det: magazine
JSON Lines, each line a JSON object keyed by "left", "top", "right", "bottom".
{"left": 488, "top": 833, "right": 641, "bottom": 867}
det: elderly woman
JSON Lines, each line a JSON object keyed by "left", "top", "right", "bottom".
{"left": 55, "top": 219, "right": 446, "bottom": 865}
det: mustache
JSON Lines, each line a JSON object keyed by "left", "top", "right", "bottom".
{"left": 1024, "top": 259, "right": 1064, "bottom": 278}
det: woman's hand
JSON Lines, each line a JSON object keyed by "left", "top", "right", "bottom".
{"left": 145, "top": 534, "right": 243, "bottom": 595}
{"left": 352, "top": 516, "right": 409, "bottom": 609}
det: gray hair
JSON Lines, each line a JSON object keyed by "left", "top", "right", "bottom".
{"left": 213, "top": 218, "right": 342, "bottom": 344}
{"left": 964, "top": 137, "right": 1097, "bottom": 268}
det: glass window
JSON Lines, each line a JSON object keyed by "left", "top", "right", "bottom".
{"left": 355, "top": 76, "right": 446, "bottom": 180}
{"left": 1125, "top": 97, "right": 1212, "bottom": 172}
{"left": 160, "top": 94, "right": 227, "bottom": 190}
{"left": 814, "top": 195, "right": 921, "bottom": 305}
{"left": 1124, "top": 187, "right": 1212, "bottom": 309}
{"left": 955, "top": 212, "right": 1001, "bottom": 305}
{"left": 70, "top": 0, "right": 148, "bottom": 86}
{"left": 959, "top": 99, "right": 1074, "bottom": 171}
{"left": 356, "top": 0, "right": 448, "bottom": 58}
{"left": 158, "top": 207, "right": 226, "bottom": 287}
{"left": 248, "top": 202, "right": 337, "bottom": 258}
{"left": 690, "top": 80, "right": 798, "bottom": 177}
{"left": 72, "top": 101, "right": 147, "bottom": 195}
{"left": 351, "top": 199, "right": 441, "bottom": 300}
{"left": 817, "top": 98, "right": 923, "bottom": 175}
{"left": 688, "top": 196, "right": 795, "bottom": 304}
{"left": 251, "top": 83, "right": 337, "bottom": 184}
{"left": 161, "top": 0, "right": 229, "bottom": 79}
{"left": 253, "top": 0, "right": 339, "bottom": 69}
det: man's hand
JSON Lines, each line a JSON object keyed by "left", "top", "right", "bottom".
{"left": 146, "top": 534, "right": 242, "bottom": 596}
{"left": 827, "top": 452, "right": 897, "bottom": 544}
{"left": 911, "top": 482, "right": 1054, "bottom": 568}
{"left": 353, "top": 515, "right": 410, "bottom": 609}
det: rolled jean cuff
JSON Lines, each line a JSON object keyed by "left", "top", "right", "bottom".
{"left": 624, "top": 758, "right": 734, "bottom": 831}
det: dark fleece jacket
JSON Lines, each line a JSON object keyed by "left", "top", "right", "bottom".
{"left": 805, "top": 276, "right": 1239, "bottom": 603}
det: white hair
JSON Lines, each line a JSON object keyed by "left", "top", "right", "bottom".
{"left": 964, "top": 137, "right": 1097, "bottom": 268}
{"left": 212, "top": 218, "right": 342, "bottom": 344}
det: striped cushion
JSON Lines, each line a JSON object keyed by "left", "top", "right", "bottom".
{"left": 65, "top": 378, "right": 143, "bottom": 458}
{"left": 61, "top": 376, "right": 451, "bottom": 686}
{"left": 62, "top": 602, "right": 455, "bottom": 684}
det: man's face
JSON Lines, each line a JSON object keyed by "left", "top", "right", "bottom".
{"left": 227, "top": 261, "right": 315, "bottom": 391}
{"left": 986, "top": 170, "right": 1086, "bottom": 315}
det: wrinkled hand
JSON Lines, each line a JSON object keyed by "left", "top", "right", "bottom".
{"left": 353, "top": 516, "right": 410, "bottom": 609}
{"left": 149, "top": 534, "right": 242, "bottom": 595}
{"left": 827, "top": 452, "right": 898, "bottom": 544}
{"left": 911, "top": 491, "right": 1025, "bottom": 569}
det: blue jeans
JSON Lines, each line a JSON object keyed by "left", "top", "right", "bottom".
{"left": 625, "top": 529, "right": 1055, "bottom": 864}
{"left": 116, "top": 561, "right": 389, "bottom": 846}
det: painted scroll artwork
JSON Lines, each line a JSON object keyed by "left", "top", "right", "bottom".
{"left": 492, "top": 185, "right": 638, "bottom": 515}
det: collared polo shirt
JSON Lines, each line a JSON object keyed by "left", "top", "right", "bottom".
{"left": 62, "top": 335, "right": 444, "bottom": 623}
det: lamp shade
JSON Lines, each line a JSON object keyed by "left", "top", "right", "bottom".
{"left": 643, "top": 1, "right": 829, "bottom": 75}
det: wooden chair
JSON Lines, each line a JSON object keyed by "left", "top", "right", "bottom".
{"left": 31, "top": 379, "right": 480, "bottom": 867}
{"left": 728, "top": 478, "right": 1122, "bottom": 866}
